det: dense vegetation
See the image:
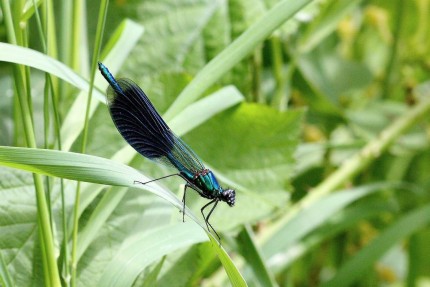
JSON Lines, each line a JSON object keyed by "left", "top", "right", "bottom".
{"left": 0, "top": 0, "right": 429, "bottom": 286}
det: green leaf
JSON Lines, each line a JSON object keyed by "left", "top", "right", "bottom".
{"left": 202, "top": 1, "right": 231, "bottom": 62}
{"left": 140, "top": 257, "right": 166, "bottom": 287}
{"left": 122, "top": 0, "right": 219, "bottom": 77}
{"left": 0, "top": 248, "right": 14, "bottom": 287}
{"left": 0, "top": 167, "right": 40, "bottom": 286}
{"left": 183, "top": 104, "right": 304, "bottom": 230}
{"left": 77, "top": 190, "right": 178, "bottom": 284}
{"left": 0, "top": 146, "right": 183, "bottom": 211}
{"left": 209, "top": 235, "right": 248, "bottom": 287}
{"left": 0, "top": 42, "right": 104, "bottom": 101}
{"left": 76, "top": 186, "right": 128, "bottom": 260}
{"left": 178, "top": 103, "right": 303, "bottom": 232}
{"left": 298, "top": 0, "right": 361, "bottom": 53}
{"left": 164, "top": 0, "right": 313, "bottom": 120}
{"left": 157, "top": 242, "right": 218, "bottom": 286}
{"left": 0, "top": 147, "right": 213, "bottom": 285}
{"left": 298, "top": 50, "right": 373, "bottom": 106}
{"left": 98, "top": 222, "right": 207, "bottom": 287}
{"left": 237, "top": 226, "right": 277, "bottom": 287}
{"left": 169, "top": 85, "right": 244, "bottom": 135}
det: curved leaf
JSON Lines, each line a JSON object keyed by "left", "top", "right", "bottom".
{"left": 209, "top": 235, "right": 248, "bottom": 287}
{"left": 0, "top": 146, "right": 184, "bottom": 215}
{"left": 98, "top": 222, "right": 207, "bottom": 287}
{"left": 0, "top": 43, "right": 104, "bottom": 101}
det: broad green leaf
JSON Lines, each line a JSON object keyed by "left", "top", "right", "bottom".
{"left": 0, "top": 239, "right": 15, "bottom": 287}
{"left": 0, "top": 147, "right": 211, "bottom": 285}
{"left": 77, "top": 191, "right": 179, "bottom": 285}
{"left": 227, "top": 0, "right": 267, "bottom": 96}
{"left": 98, "top": 222, "right": 207, "bottom": 287}
{"left": 76, "top": 186, "right": 128, "bottom": 260}
{"left": 157, "top": 242, "right": 218, "bottom": 287}
{"left": 183, "top": 104, "right": 303, "bottom": 230}
{"left": 120, "top": 0, "right": 219, "bottom": 78}
{"left": 0, "top": 167, "right": 41, "bottom": 286}
{"left": 202, "top": 1, "right": 231, "bottom": 62}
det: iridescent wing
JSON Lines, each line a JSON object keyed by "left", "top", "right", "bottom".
{"left": 106, "top": 78, "right": 205, "bottom": 175}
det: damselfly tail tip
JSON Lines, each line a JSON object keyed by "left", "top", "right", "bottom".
{"left": 98, "top": 62, "right": 106, "bottom": 72}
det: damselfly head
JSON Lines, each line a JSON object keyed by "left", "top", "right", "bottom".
{"left": 221, "top": 189, "right": 235, "bottom": 207}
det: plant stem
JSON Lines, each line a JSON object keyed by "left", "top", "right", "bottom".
{"left": 269, "top": 36, "right": 288, "bottom": 111}
{"left": 381, "top": 0, "right": 404, "bottom": 99}
{"left": 0, "top": 1, "right": 61, "bottom": 286}
{"left": 70, "top": 0, "right": 109, "bottom": 286}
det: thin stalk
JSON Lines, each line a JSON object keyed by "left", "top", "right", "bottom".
{"left": 71, "top": 0, "right": 84, "bottom": 71}
{"left": 262, "top": 94, "right": 430, "bottom": 242}
{"left": 59, "top": 0, "right": 73, "bottom": 108}
{"left": 381, "top": 0, "right": 404, "bottom": 99}
{"left": 0, "top": 0, "right": 61, "bottom": 285}
{"left": 34, "top": 0, "right": 70, "bottom": 283}
{"left": 70, "top": 0, "right": 109, "bottom": 286}
{"left": 32, "top": 0, "right": 47, "bottom": 51}
{"left": 407, "top": 234, "right": 420, "bottom": 287}
{"left": 43, "top": 0, "right": 69, "bottom": 282}
{"left": 32, "top": 0, "right": 53, "bottom": 231}
{"left": 49, "top": 75, "right": 69, "bottom": 284}
{"left": 42, "top": 0, "right": 59, "bottom": 88}
{"left": 251, "top": 47, "right": 263, "bottom": 103}
{"left": 269, "top": 36, "right": 288, "bottom": 111}
{"left": 43, "top": 77, "right": 54, "bottom": 224}
{"left": 13, "top": 90, "right": 21, "bottom": 145}
{"left": 69, "top": 1, "right": 85, "bottom": 284}
{"left": 22, "top": 29, "right": 35, "bottom": 121}
{"left": 60, "top": 0, "right": 73, "bottom": 64}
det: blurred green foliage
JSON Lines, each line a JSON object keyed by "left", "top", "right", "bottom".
{"left": 1, "top": 0, "right": 430, "bottom": 286}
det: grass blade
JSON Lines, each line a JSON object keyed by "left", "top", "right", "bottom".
{"left": 164, "top": 0, "right": 313, "bottom": 120}
{"left": 209, "top": 235, "right": 248, "bottom": 287}
{"left": 237, "top": 226, "right": 277, "bottom": 287}
{"left": 322, "top": 204, "right": 430, "bottom": 286}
